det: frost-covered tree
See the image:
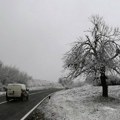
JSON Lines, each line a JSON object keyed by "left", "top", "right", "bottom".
{"left": 0, "top": 62, "right": 32, "bottom": 86}
{"left": 63, "top": 15, "right": 120, "bottom": 97}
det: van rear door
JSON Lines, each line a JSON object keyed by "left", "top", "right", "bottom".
{"left": 7, "top": 85, "right": 21, "bottom": 97}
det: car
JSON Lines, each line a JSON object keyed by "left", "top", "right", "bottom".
{"left": 6, "top": 83, "right": 29, "bottom": 101}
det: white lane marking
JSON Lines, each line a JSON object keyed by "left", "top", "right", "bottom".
{"left": 0, "top": 100, "right": 13, "bottom": 105}
{"left": 20, "top": 93, "right": 54, "bottom": 120}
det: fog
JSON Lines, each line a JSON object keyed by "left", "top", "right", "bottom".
{"left": 0, "top": 0, "right": 120, "bottom": 81}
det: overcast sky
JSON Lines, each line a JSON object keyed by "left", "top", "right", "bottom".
{"left": 0, "top": 0, "right": 120, "bottom": 81}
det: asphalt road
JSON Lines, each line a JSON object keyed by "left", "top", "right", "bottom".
{"left": 0, "top": 89, "right": 59, "bottom": 120}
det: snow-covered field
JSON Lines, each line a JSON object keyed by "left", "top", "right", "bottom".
{"left": 39, "top": 84, "right": 120, "bottom": 120}
{"left": 28, "top": 79, "right": 63, "bottom": 90}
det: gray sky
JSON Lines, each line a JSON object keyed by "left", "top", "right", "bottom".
{"left": 0, "top": 0, "right": 120, "bottom": 81}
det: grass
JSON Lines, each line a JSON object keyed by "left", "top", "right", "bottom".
{"left": 25, "top": 109, "right": 45, "bottom": 120}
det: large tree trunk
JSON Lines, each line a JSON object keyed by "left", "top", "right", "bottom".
{"left": 100, "top": 66, "right": 108, "bottom": 97}
{"left": 101, "top": 77, "right": 108, "bottom": 97}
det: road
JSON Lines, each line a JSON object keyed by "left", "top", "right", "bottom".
{"left": 0, "top": 89, "right": 59, "bottom": 120}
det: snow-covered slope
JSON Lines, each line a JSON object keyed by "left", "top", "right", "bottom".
{"left": 39, "top": 84, "right": 120, "bottom": 120}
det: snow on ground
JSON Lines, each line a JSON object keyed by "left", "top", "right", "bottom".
{"left": 39, "top": 84, "right": 120, "bottom": 120}
{"left": 28, "top": 79, "right": 63, "bottom": 90}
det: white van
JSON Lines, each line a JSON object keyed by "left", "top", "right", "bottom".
{"left": 6, "top": 83, "right": 29, "bottom": 101}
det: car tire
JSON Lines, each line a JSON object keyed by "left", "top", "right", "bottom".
{"left": 26, "top": 96, "right": 29, "bottom": 101}
{"left": 21, "top": 95, "right": 28, "bottom": 101}
{"left": 21, "top": 95, "right": 25, "bottom": 101}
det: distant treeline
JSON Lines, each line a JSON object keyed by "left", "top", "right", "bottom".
{"left": 85, "top": 74, "right": 120, "bottom": 86}
{"left": 0, "top": 61, "right": 32, "bottom": 87}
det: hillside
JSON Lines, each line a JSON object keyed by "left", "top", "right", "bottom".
{"left": 38, "top": 84, "right": 120, "bottom": 120}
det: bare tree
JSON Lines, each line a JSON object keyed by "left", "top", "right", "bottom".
{"left": 63, "top": 15, "right": 120, "bottom": 97}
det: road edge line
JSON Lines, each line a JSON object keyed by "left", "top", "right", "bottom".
{"left": 0, "top": 99, "right": 13, "bottom": 105}
{"left": 20, "top": 92, "right": 54, "bottom": 120}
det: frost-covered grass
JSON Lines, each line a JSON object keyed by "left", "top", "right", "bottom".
{"left": 39, "top": 84, "right": 120, "bottom": 120}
